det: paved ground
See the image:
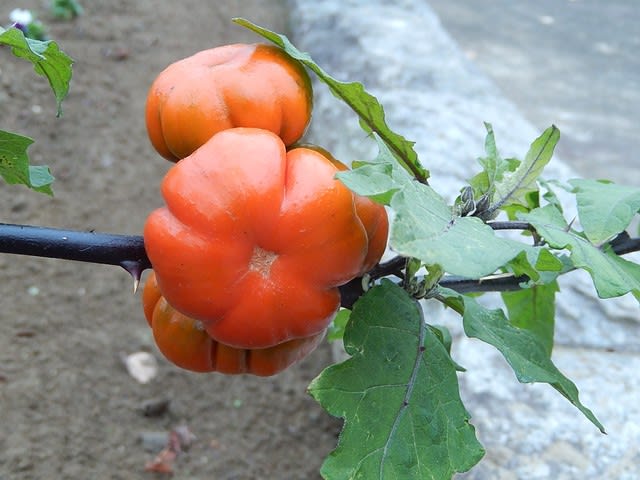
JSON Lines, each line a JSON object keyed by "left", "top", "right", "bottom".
{"left": 428, "top": 0, "right": 640, "bottom": 186}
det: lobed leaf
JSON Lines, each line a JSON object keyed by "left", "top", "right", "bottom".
{"left": 438, "top": 288, "right": 605, "bottom": 433}
{"left": 233, "top": 18, "right": 429, "bottom": 183}
{"left": 0, "top": 26, "right": 73, "bottom": 116}
{"left": 569, "top": 179, "right": 640, "bottom": 245}
{"left": 390, "top": 182, "right": 528, "bottom": 278}
{"left": 309, "top": 282, "right": 484, "bottom": 480}
{"left": 522, "top": 205, "right": 640, "bottom": 299}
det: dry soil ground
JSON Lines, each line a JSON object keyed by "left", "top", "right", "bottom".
{"left": 0, "top": 1, "right": 339, "bottom": 478}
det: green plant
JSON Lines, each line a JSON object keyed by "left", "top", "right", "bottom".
{"left": 51, "top": 0, "right": 83, "bottom": 20}
{"left": 230, "top": 19, "right": 637, "bottom": 478}
{"left": 0, "top": 25, "right": 72, "bottom": 195}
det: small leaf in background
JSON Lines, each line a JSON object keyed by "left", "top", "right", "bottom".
{"left": 8, "top": 8, "right": 48, "bottom": 41}
{"left": 326, "top": 308, "right": 351, "bottom": 342}
{"left": 0, "top": 26, "right": 74, "bottom": 116}
{"left": 491, "top": 125, "right": 560, "bottom": 214}
{"left": 438, "top": 288, "right": 605, "bottom": 433}
{"left": 233, "top": 18, "right": 429, "bottom": 183}
{"left": 502, "top": 280, "right": 559, "bottom": 355}
{"left": 309, "top": 282, "right": 484, "bottom": 479}
{"left": 390, "top": 182, "right": 526, "bottom": 278}
{"left": 0, "top": 130, "right": 54, "bottom": 195}
{"left": 51, "top": 0, "right": 84, "bottom": 20}
{"left": 522, "top": 205, "right": 640, "bottom": 299}
{"left": 569, "top": 179, "right": 640, "bottom": 245}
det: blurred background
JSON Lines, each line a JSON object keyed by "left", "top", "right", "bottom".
{"left": 429, "top": 0, "right": 639, "bottom": 185}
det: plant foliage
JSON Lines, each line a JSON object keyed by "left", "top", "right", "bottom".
{"left": 0, "top": 26, "right": 73, "bottom": 194}
{"left": 238, "top": 19, "right": 640, "bottom": 479}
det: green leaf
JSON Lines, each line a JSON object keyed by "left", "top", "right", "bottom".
{"left": 0, "top": 26, "right": 73, "bottom": 116}
{"left": 428, "top": 324, "right": 466, "bottom": 372}
{"left": 390, "top": 182, "right": 527, "bottom": 278}
{"left": 27, "top": 165, "right": 54, "bottom": 195}
{"left": 0, "top": 131, "right": 32, "bottom": 186}
{"left": 0, "top": 130, "right": 54, "bottom": 195}
{"left": 522, "top": 205, "right": 640, "bottom": 299}
{"left": 491, "top": 125, "right": 560, "bottom": 213}
{"left": 327, "top": 308, "right": 351, "bottom": 342}
{"left": 469, "top": 122, "right": 518, "bottom": 198}
{"left": 337, "top": 162, "right": 398, "bottom": 205}
{"left": 336, "top": 135, "right": 412, "bottom": 205}
{"left": 438, "top": 288, "right": 605, "bottom": 433}
{"left": 310, "top": 282, "right": 484, "bottom": 479}
{"left": 51, "top": 0, "right": 84, "bottom": 20}
{"left": 569, "top": 179, "right": 640, "bottom": 245}
{"left": 539, "top": 178, "right": 564, "bottom": 213}
{"left": 233, "top": 18, "right": 429, "bottom": 183}
{"left": 502, "top": 281, "right": 559, "bottom": 355}
{"left": 505, "top": 247, "right": 564, "bottom": 285}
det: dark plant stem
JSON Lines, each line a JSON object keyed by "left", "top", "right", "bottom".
{"left": 0, "top": 223, "right": 150, "bottom": 285}
{"left": 369, "top": 256, "right": 406, "bottom": 280}
{"left": 608, "top": 233, "right": 640, "bottom": 256}
{"left": 0, "top": 223, "right": 638, "bottom": 306}
{"left": 439, "top": 274, "right": 529, "bottom": 294}
{"left": 487, "top": 221, "right": 534, "bottom": 231}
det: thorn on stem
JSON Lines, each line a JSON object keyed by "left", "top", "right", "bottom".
{"left": 120, "top": 260, "right": 146, "bottom": 294}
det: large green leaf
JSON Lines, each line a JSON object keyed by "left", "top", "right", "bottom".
{"left": 233, "top": 18, "right": 429, "bottom": 183}
{"left": 569, "top": 179, "right": 640, "bottom": 245}
{"left": 390, "top": 181, "right": 527, "bottom": 278}
{"left": 309, "top": 282, "right": 484, "bottom": 480}
{"left": 0, "top": 130, "right": 54, "bottom": 195}
{"left": 490, "top": 125, "right": 560, "bottom": 214}
{"left": 0, "top": 26, "right": 73, "bottom": 116}
{"left": 438, "top": 288, "right": 605, "bottom": 433}
{"left": 522, "top": 205, "right": 640, "bottom": 299}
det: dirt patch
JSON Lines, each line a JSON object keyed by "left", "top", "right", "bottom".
{"left": 0, "top": 1, "right": 339, "bottom": 478}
